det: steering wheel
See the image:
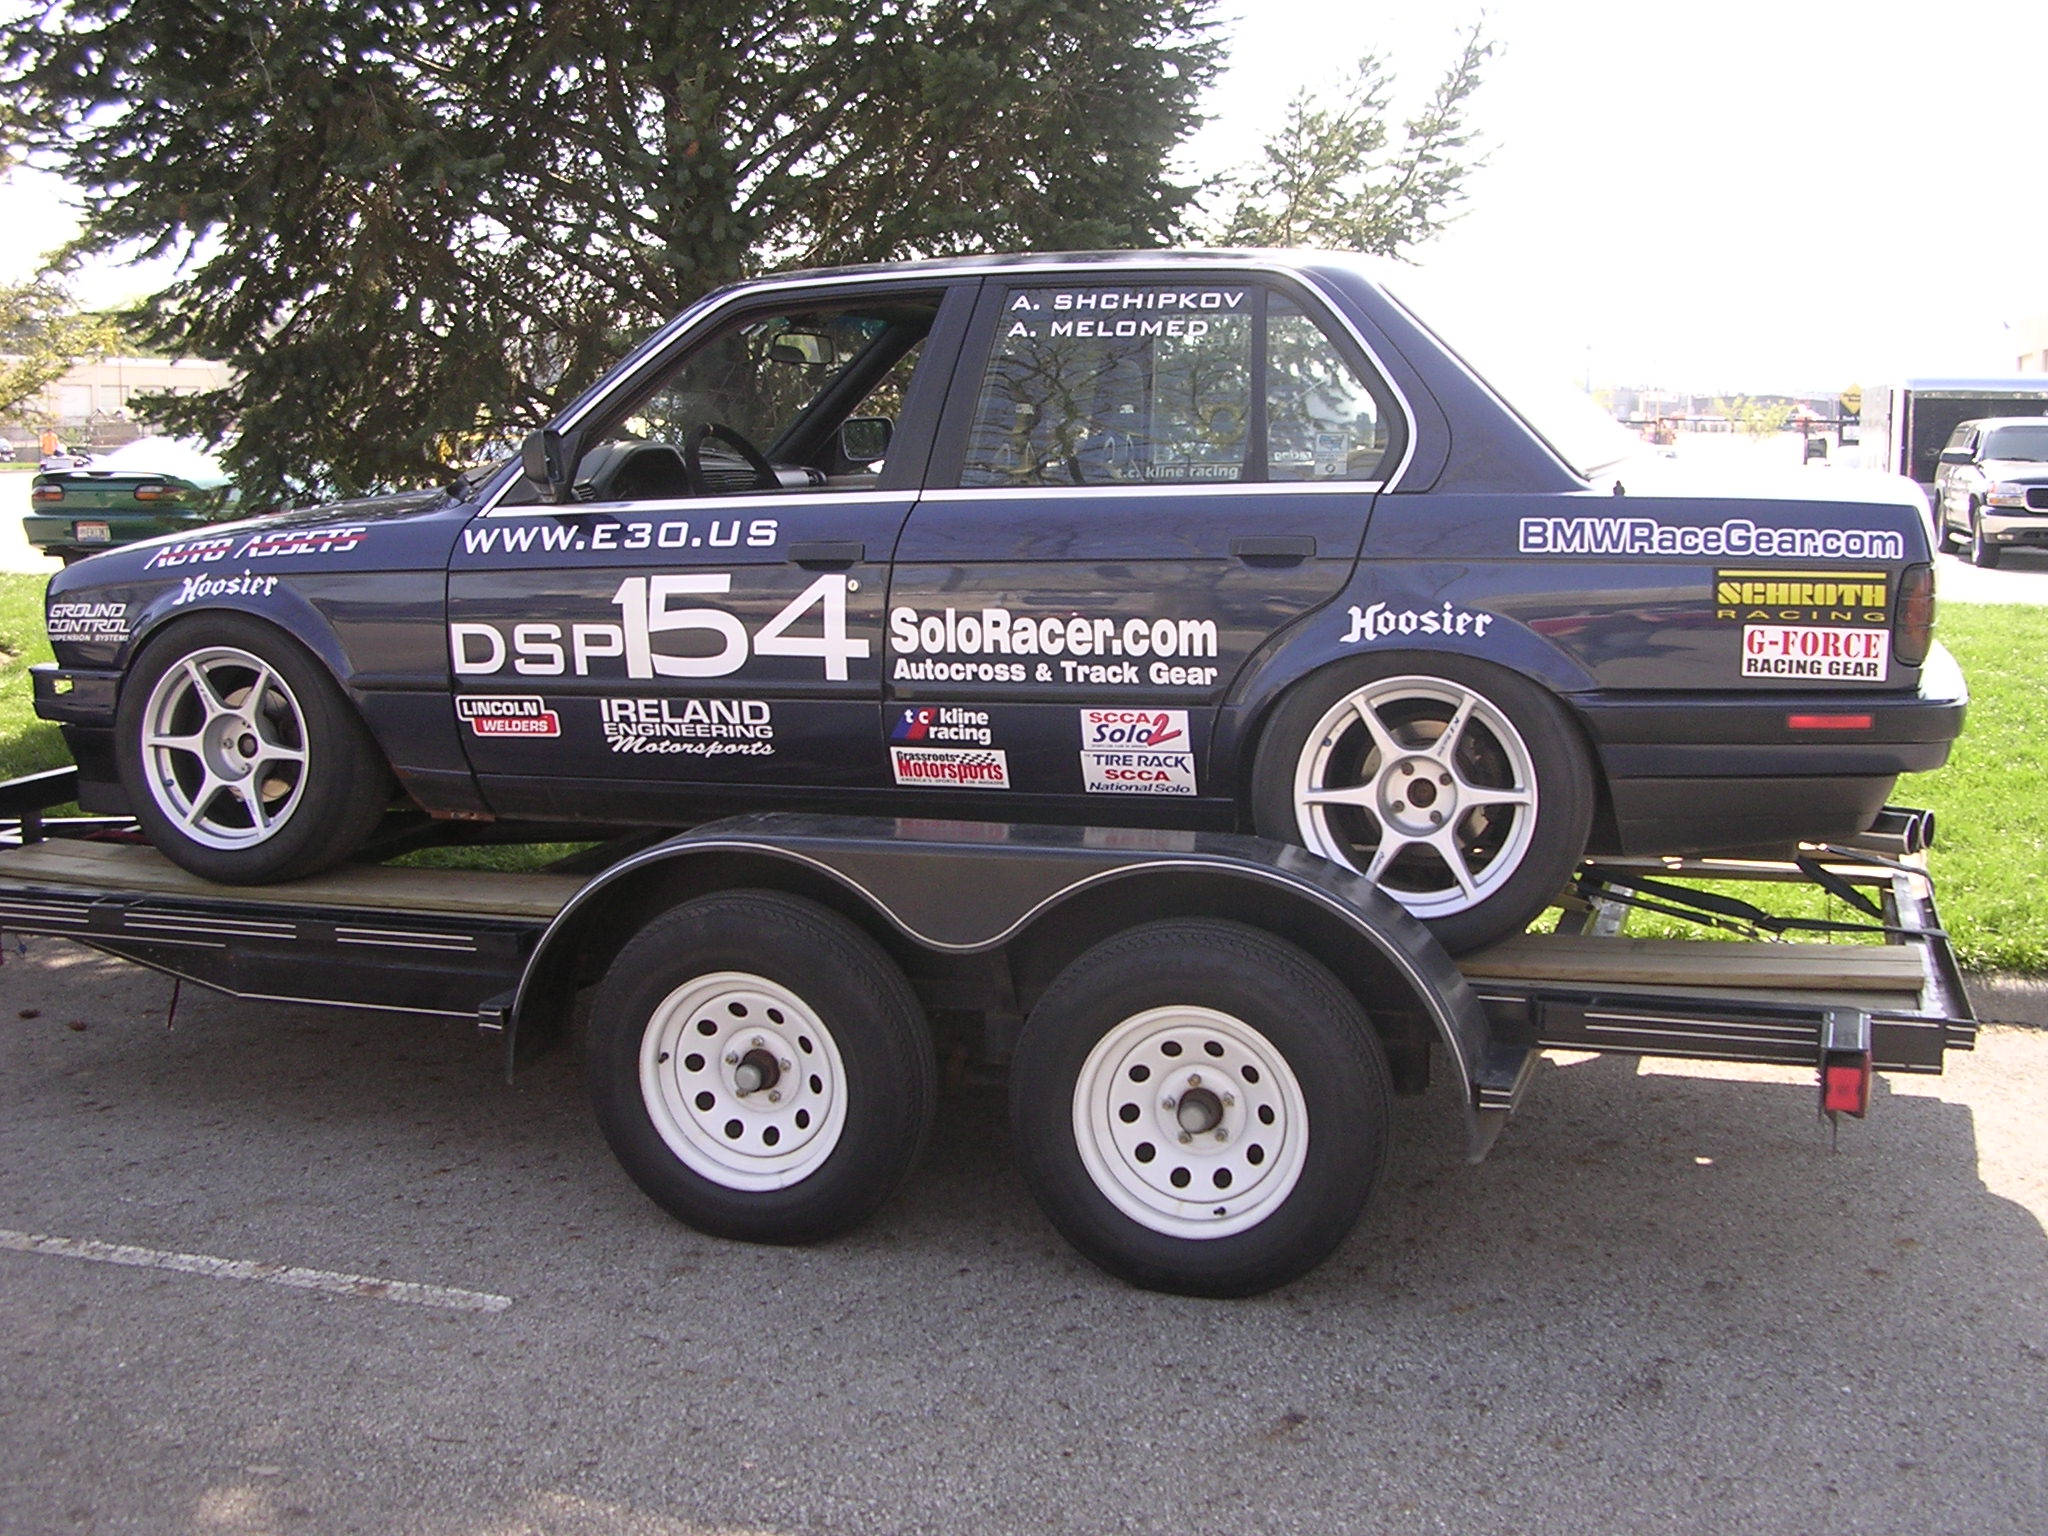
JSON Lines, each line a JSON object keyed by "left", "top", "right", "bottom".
{"left": 683, "top": 421, "right": 780, "bottom": 496}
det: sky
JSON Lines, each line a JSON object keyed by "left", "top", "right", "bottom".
{"left": 5, "top": 0, "right": 2046, "bottom": 395}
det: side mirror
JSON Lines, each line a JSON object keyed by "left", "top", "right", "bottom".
{"left": 1938, "top": 447, "right": 1973, "bottom": 466}
{"left": 838, "top": 416, "right": 892, "bottom": 465}
{"left": 522, "top": 427, "right": 569, "bottom": 502}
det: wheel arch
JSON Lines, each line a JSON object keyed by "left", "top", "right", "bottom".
{"left": 507, "top": 824, "right": 1503, "bottom": 1157}
{"left": 115, "top": 592, "right": 358, "bottom": 713}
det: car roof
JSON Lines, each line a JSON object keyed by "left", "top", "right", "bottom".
{"left": 1956, "top": 416, "right": 2048, "bottom": 430}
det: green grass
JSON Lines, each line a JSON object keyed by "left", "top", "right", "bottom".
{"left": 1, "top": 570, "right": 2043, "bottom": 970}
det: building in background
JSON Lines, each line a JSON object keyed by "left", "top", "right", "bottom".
{"left": 1, "top": 355, "right": 233, "bottom": 450}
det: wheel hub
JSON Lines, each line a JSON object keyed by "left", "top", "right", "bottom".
{"left": 1379, "top": 755, "right": 1456, "bottom": 835}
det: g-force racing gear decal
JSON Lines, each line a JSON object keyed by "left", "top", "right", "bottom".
{"left": 1079, "top": 709, "right": 1196, "bottom": 796}
{"left": 451, "top": 573, "right": 867, "bottom": 681}
{"left": 1741, "top": 626, "right": 1889, "bottom": 681}
{"left": 888, "top": 605, "right": 1220, "bottom": 688}
{"left": 1519, "top": 517, "right": 1906, "bottom": 561}
{"left": 890, "top": 747, "right": 1010, "bottom": 788}
{"left": 457, "top": 696, "right": 560, "bottom": 738}
{"left": 1342, "top": 601, "right": 1495, "bottom": 644}
{"left": 1714, "top": 569, "right": 1890, "bottom": 625}
{"left": 600, "top": 697, "right": 774, "bottom": 756}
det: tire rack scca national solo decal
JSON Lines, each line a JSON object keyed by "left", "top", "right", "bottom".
{"left": 888, "top": 606, "right": 1221, "bottom": 688}
{"left": 1078, "top": 708, "right": 1196, "bottom": 795}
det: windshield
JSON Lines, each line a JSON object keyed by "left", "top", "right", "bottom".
{"left": 1981, "top": 423, "right": 2048, "bottom": 461}
{"left": 1377, "top": 273, "right": 1642, "bottom": 479}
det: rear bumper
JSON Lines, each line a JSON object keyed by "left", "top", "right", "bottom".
{"left": 1573, "top": 645, "right": 1966, "bottom": 855}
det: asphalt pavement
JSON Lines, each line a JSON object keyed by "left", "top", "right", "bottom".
{"left": 1, "top": 936, "right": 2044, "bottom": 1535}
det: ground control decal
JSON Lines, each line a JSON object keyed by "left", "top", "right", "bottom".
{"left": 1078, "top": 709, "right": 1196, "bottom": 796}
{"left": 888, "top": 606, "right": 1221, "bottom": 688}
{"left": 44, "top": 600, "right": 129, "bottom": 643}
{"left": 600, "top": 698, "right": 774, "bottom": 756}
{"left": 1518, "top": 516, "right": 1906, "bottom": 561}
{"left": 144, "top": 524, "right": 369, "bottom": 570}
{"left": 890, "top": 747, "right": 1011, "bottom": 788}
{"left": 1714, "top": 569, "right": 1889, "bottom": 625}
{"left": 457, "top": 696, "right": 561, "bottom": 738}
{"left": 1342, "top": 601, "right": 1495, "bottom": 644}
{"left": 1741, "top": 626, "right": 1889, "bottom": 681}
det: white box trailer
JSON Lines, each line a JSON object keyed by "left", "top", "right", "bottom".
{"left": 1861, "top": 377, "right": 2048, "bottom": 506}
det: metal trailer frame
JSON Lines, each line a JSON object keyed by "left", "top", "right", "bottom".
{"left": 0, "top": 767, "right": 1976, "bottom": 1166}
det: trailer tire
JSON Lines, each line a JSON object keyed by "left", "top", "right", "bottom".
{"left": 116, "top": 613, "right": 391, "bottom": 884}
{"left": 588, "top": 892, "right": 935, "bottom": 1245}
{"left": 1009, "top": 919, "right": 1390, "bottom": 1297}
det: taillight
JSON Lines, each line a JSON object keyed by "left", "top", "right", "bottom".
{"left": 134, "top": 482, "right": 172, "bottom": 502}
{"left": 1894, "top": 562, "right": 1934, "bottom": 667}
{"left": 32, "top": 484, "right": 63, "bottom": 503}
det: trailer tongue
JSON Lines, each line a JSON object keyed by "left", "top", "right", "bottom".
{"left": 1, "top": 767, "right": 1976, "bottom": 1296}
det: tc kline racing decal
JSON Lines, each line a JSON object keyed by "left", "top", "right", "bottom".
{"left": 1714, "top": 569, "right": 1889, "bottom": 625}
{"left": 1078, "top": 708, "right": 1196, "bottom": 796}
{"left": 890, "top": 747, "right": 1010, "bottom": 788}
{"left": 889, "top": 605, "right": 1220, "bottom": 687}
{"left": 457, "top": 696, "right": 561, "bottom": 737}
{"left": 600, "top": 697, "right": 774, "bottom": 756}
{"left": 452, "top": 573, "right": 868, "bottom": 681}
{"left": 891, "top": 706, "right": 993, "bottom": 746}
{"left": 1519, "top": 516, "right": 1905, "bottom": 561}
{"left": 1342, "top": 601, "right": 1495, "bottom": 644}
{"left": 1741, "top": 626, "right": 1889, "bottom": 681}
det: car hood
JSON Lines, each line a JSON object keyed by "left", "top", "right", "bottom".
{"left": 1977, "top": 457, "right": 2048, "bottom": 483}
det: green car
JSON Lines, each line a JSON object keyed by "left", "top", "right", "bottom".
{"left": 25, "top": 436, "right": 237, "bottom": 563}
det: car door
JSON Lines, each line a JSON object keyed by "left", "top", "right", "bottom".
{"left": 883, "top": 267, "right": 1406, "bottom": 815}
{"left": 449, "top": 279, "right": 972, "bottom": 824}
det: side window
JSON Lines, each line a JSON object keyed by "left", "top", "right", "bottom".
{"left": 957, "top": 282, "right": 1397, "bottom": 487}
{"left": 961, "top": 285, "right": 1254, "bottom": 486}
{"left": 1266, "top": 295, "right": 1396, "bottom": 483}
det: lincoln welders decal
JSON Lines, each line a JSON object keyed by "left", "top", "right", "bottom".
{"left": 1741, "top": 626, "right": 1889, "bottom": 681}
{"left": 1078, "top": 708, "right": 1196, "bottom": 796}
{"left": 599, "top": 697, "right": 774, "bottom": 756}
{"left": 889, "top": 605, "right": 1220, "bottom": 688}
{"left": 144, "top": 524, "right": 368, "bottom": 571}
{"left": 1519, "top": 516, "right": 1905, "bottom": 561}
{"left": 890, "top": 747, "right": 1010, "bottom": 788}
{"left": 44, "top": 600, "right": 129, "bottom": 642}
{"left": 1714, "top": 569, "right": 1889, "bottom": 625}
{"left": 457, "top": 696, "right": 560, "bottom": 738}
{"left": 1342, "top": 601, "right": 1495, "bottom": 644}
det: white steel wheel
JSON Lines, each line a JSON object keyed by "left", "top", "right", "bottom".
{"left": 1009, "top": 919, "right": 1390, "bottom": 1297}
{"left": 136, "top": 644, "right": 311, "bottom": 851}
{"left": 588, "top": 892, "right": 936, "bottom": 1245}
{"left": 638, "top": 970, "right": 849, "bottom": 1192}
{"left": 1072, "top": 1004, "right": 1309, "bottom": 1240}
{"left": 1293, "top": 673, "right": 1538, "bottom": 920}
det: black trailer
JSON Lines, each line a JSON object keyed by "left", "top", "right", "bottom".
{"left": 1861, "top": 377, "right": 2048, "bottom": 506}
{"left": 0, "top": 766, "right": 1976, "bottom": 1296}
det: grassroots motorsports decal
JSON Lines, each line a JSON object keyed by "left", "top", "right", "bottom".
{"left": 890, "top": 746, "right": 1010, "bottom": 788}
{"left": 891, "top": 705, "right": 993, "bottom": 746}
{"left": 452, "top": 573, "right": 867, "bottom": 681}
{"left": 144, "top": 524, "right": 369, "bottom": 570}
{"left": 600, "top": 697, "right": 774, "bottom": 756}
{"left": 888, "top": 605, "right": 1220, "bottom": 688}
{"left": 1518, "top": 516, "right": 1906, "bottom": 561}
{"left": 44, "top": 599, "right": 129, "bottom": 643}
{"left": 461, "top": 517, "right": 780, "bottom": 556}
{"left": 1714, "top": 569, "right": 1889, "bottom": 625}
{"left": 1741, "top": 626, "right": 1889, "bottom": 681}
{"left": 457, "top": 696, "right": 560, "bottom": 738}
{"left": 1342, "top": 601, "right": 1495, "bottom": 644}
{"left": 1078, "top": 708, "right": 1196, "bottom": 796}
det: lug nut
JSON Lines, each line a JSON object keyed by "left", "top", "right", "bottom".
{"left": 1400, "top": 762, "right": 1413, "bottom": 776}
{"left": 779, "top": 1058, "right": 791, "bottom": 1072}
{"left": 724, "top": 1052, "right": 739, "bottom": 1065}
{"left": 1430, "top": 811, "right": 1444, "bottom": 826}
{"left": 768, "top": 1090, "right": 781, "bottom": 1103}
{"left": 1439, "top": 772, "right": 1452, "bottom": 786}
{"left": 1188, "top": 1074, "right": 1201, "bottom": 1088}
{"left": 1162, "top": 1095, "right": 1177, "bottom": 1110}
{"left": 751, "top": 1035, "right": 765, "bottom": 1048}
{"left": 1216, "top": 1128, "right": 1229, "bottom": 1141}
{"left": 1221, "top": 1093, "right": 1235, "bottom": 1108}
{"left": 1178, "top": 1131, "right": 1193, "bottom": 1144}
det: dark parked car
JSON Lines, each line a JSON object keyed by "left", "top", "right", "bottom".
{"left": 1932, "top": 415, "right": 2048, "bottom": 567}
{"left": 31, "top": 252, "right": 1964, "bottom": 952}
{"left": 24, "top": 436, "right": 235, "bottom": 563}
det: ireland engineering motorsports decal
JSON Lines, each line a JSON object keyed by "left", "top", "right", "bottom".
{"left": 1078, "top": 709, "right": 1196, "bottom": 795}
{"left": 600, "top": 698, "right": 774, "bottom": 756}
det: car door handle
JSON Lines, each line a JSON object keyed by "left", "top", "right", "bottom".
{"left": 1231, "top": 535, "right": 1316, "bottom": 565}
{"left": 788, "top": 540, "right": 864, "bottom": 569}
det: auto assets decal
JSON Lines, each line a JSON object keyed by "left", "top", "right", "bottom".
{"left": 888, "top": 605, "right": 1221, "bottom": 688}
{"left": 1342, "top": 601, "right": 1495, "bottom": 644}
{"left": 144, "top": 524, "right": 369, "bottom": 570}
{"left": 1078, "top": 708, "right": 1196, "bottom": 796}
{"left": 452, "top": 573, "right": 867, "bottom": 681}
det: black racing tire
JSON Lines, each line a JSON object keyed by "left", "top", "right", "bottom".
{"left": 1250, "top": 651, "right": 1594, "bottom": 954}
{"left": 1968, "top": 505, "right": 2002, "bottom": 568}
{"left": 115, "top": 613, "right": 393, "bottom": 884}
{"left": 587, "top": 892, "right": 936, "bottom": 1245}
{"left": 1008, "top": 919, "right": 1391, "bottom": 1297}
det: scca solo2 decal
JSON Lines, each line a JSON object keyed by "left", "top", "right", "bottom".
{"left": 1078, "top": 709, "right": 1196, "bottom": 796}
{"left": 888, "top": 606, "right": 1220, "bottom": 687}
{"left": 451, "top": 573, "right": 868, "bottom": 680}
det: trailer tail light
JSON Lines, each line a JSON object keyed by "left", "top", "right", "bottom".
{"left": 32, "top": 484, "right": 63, "bottom": 503}
{"left": 1894, "top": 562, "right": 1935, "bottom": 667}
{"left": 1820, "top": 1009, "right": 1872, "bottom": 1119}
{"left": 1787, "top": 714, "right": 1872, "bottom": 731}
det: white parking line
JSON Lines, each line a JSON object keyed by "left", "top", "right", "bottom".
{"left": 0, "top": 1228, "right": 512, "bottom": 1313}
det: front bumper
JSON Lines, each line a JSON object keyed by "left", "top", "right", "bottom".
{"left": 1980, "top": 508, "right": 2048, "bottom": 545}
